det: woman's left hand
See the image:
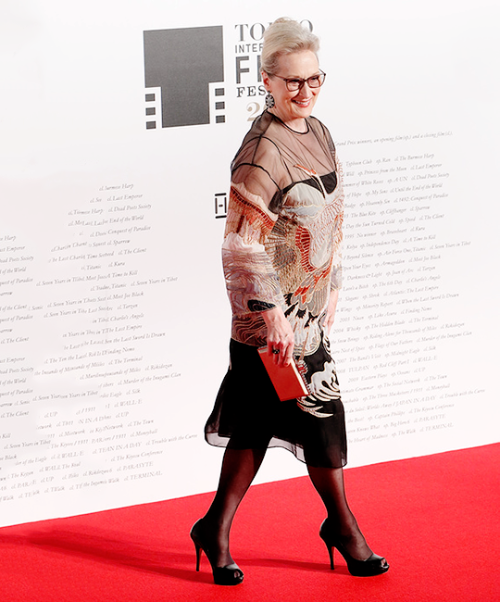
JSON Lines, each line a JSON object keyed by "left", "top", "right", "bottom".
{"left": 324, "top": 289, "right": 339, "bottom": 334}
{"left": 261, "top": 306, "right": 295, "bottom": 367}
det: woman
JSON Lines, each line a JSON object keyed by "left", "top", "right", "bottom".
{"left": 191, "top": 17, "right": 389, "bottom": 585}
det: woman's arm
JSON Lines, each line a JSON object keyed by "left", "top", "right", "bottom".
{"left": 324, "top": 289, "right": 339, "bottom": 334}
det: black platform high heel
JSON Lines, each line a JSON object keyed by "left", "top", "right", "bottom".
{"left": 319, "top": 519, "right": 389, "bottom": 577}
{"left": 190, "top": 519, "right": 244, "bottom": 586}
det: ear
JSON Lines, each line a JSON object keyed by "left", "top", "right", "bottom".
{"left": 261, "top": 70, "right": 271, "bottom": 91}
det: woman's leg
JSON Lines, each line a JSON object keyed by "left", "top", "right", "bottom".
{"left": 199, "top": 446, "right": 267, "bottom": 567}
{"left": 307, "top": 464, "right": 372, "bottom": 560}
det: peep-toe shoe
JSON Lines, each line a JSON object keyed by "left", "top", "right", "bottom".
{"left": 319, "top": 519, "right": 389, "bottom": 577}
{"left": 190, "top": 519, "right": 244, "bottom": 586}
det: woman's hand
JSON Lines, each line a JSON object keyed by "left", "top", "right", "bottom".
{"left": 262, "top": 307, "right": 295, "bottom": 367}
{"left": 324, "top": 289, "right": 339, "bottom": 334}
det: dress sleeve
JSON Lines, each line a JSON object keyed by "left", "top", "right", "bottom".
{"left": 222, "top": 140, "right": 286, "bottom": 317}
{"left": 329, "top": 166, "right": 343, "bottom": 291}
{"left": 325, "top": 128, "right": 344, "bottom": 292}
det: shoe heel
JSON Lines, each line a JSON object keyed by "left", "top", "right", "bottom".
{"left": 193, "top": 540, "right": 202, "bottom": 572}
{"left": 319, "top": 520, "right": 335, "bottom": 570}
{"left": 323, "top": 541, "right": 335, "bottom": 570}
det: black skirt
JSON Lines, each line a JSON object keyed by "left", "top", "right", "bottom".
{"left": 205, "top": 338, "right": 347, "bottom": 468}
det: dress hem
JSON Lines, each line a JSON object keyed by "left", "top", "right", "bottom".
{"left": 205, "top": 431, "right": 348, "bottom": 470}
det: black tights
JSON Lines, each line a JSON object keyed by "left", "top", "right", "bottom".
{"left": 200, "top": 447, "right": 372, "bottom": 568}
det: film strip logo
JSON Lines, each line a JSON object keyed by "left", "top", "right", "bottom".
{"left": 143, "top": 26, "right": 225, "bottom": 129}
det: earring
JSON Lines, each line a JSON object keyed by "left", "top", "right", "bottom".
{"left": 265, "top": 91, "right": 275, "bottom": 109}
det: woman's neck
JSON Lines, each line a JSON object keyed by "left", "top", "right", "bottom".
{"left": 268, "top": 109, "right": 309, "bottom": 134}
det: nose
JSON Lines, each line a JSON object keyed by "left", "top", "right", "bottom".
{"left": 295, "top": 82, "right": 313, "bottom": 96}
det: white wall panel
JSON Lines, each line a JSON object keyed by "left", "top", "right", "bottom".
{"left": 0, "top": 0, "right": 498, "bottom": 526}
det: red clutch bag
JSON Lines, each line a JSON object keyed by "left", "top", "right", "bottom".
{"left": 258, "top": 347, "right": 309, "bottom": 401}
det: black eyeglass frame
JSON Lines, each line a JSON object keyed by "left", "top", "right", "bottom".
{"left": 269, "top": 70, "right": 326, "bottom": 92}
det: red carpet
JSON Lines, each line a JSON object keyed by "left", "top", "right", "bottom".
{"left": 0, "top": 444, "right": 498, "bottom": 601}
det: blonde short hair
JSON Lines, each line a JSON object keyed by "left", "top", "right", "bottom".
{"left": 261, "top": 17, "right": 320, "bottom": 75}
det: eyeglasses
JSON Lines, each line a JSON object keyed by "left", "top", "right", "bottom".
{"left": 270, "top": 70, "right": 326, "bottom": 92}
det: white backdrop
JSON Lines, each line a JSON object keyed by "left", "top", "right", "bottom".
{"left": 0, "top": 0, "right": 498, "bottom": 527}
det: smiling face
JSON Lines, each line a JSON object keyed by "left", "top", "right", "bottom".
{"left": 262, "top": 50, "right": 321, "bottom": 131}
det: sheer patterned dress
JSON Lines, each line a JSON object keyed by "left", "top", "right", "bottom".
{"left": 205, "top": 110, "right": 347, "bottom": 468}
